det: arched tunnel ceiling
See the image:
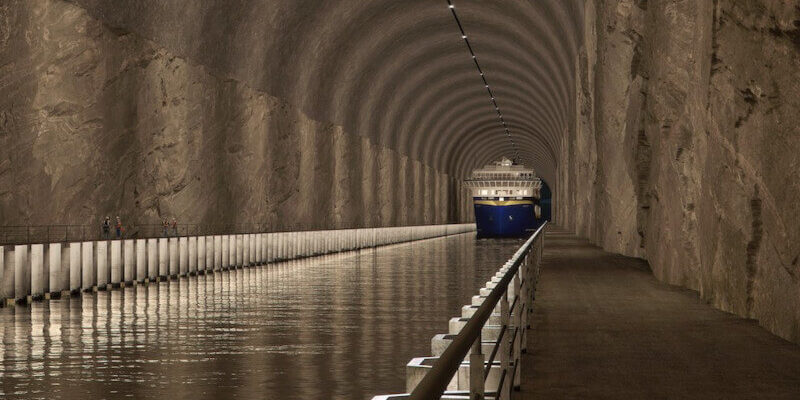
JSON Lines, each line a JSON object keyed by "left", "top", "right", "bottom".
{"left": 73, "top": 0, "right": 584, "bottom": 184}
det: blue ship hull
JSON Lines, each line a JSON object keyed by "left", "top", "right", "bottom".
{"left": 473, "top": 199, "right": 540, "bottom": 238}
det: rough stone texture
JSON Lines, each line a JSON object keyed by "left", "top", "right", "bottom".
{"left": 0, "top": 0, "right": 464, "bottom": 232}
{"left": 558, "top": 0, "right": 800, "bottom": 343}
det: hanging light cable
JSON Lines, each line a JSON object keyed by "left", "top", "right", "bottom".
{"left": 446, "top": 0, "right": 521, "bottom": 163}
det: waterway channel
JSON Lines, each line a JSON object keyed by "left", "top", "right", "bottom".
{"left": 0, "top": 233, "right": 524, "bottom": 399}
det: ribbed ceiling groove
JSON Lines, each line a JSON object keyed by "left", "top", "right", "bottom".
{"left": 74, "top": 0, "right": 583, "bottom": 185}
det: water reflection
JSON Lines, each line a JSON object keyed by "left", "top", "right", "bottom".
{"left": 0, "top": 233, "right": 523, "bottom": 399}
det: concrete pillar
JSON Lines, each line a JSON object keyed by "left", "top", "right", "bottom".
{"left": 110, "top": 240, "right": 122, "bottom": 286}
{"left": 0, "top": 247, "right": 8, "bottom": 303}
{"left": 277, "top": 233, "right": 283, "bottom": 260}
{"left": 179, "top": 237, "right": 188, "bottom": 276}
{"left": 256, "top": 234, "right": 263, "bottom": 263}
{"left": 158, "top": 238, "right": 168, "bottom": 278}
{"left": 96, "top": 241, "right": 109, "bottom": 289}
{"left": 214, "top": 236, "right": 222, "bottom": 270}
{"left": 251, "top": 234, "right": 257, "bottom": 264}
{"left": 48, "top": 243, "right": 61, "bottom": 295}
{"left": 81, "top": 241, "right": 94, "bottom": 291}
{"left": 188, "top": 237, "right": 197, "bottom": 274}
{"left": 236, "top": 235, "right": 243, "bottom": 267}
{"left": 148, "top": 239, "right": 159, "bottom": 279}
{"left": 265, "top": 233, "right": 273, "bottom": 262}
{"left": 243, "top": 235, "right": 250, "bottom": 267}
{"left": 196, "top": 237, "right": 204, "bottom": 273}
{"left": 169, "top": 238, "right": 179, "bottom": 277}
{"left": 14, "top": 245, "right": 29, "bottom": 301}
{"left": 30, "top": 244, "right": 44, "bottom": 300}
{"left": 222, "top": 235, "right": 230, "bottom": 270}
{"left": 123, "top": 240, "right": 135, "bottom": 283}
{"left": 69, "top": 243, "right": 81, "bottom": 292}
{"left": 136, "top": 239, "right": 147, "bottom": 282}
{"left": 206, "top": 236, "right": 215, "bottom": 272}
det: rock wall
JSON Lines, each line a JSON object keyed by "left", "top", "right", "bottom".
{"left": 559, "top": 0, "right": 800, "bottom": 343}
{"left": 0, "top": 0, "right": 469, "bottom": 233}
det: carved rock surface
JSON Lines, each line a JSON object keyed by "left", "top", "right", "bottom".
{"left": 558, "top": 0, "right": 800, "bottom": 343}
{"left": 0, "top": 0, "right": 464, "bottom": 232}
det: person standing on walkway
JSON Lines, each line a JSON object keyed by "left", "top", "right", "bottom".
{"left": 172, "top": 218, "right": 178, "bottom": 237}
{"left": 102, "top": 217, "right": 111, "bottom": 239}
{"left": 162, "top": 219, "right": 169, "bottom": 237}
{"left": 115, "top": 216, "right": 123, "bottom": 239}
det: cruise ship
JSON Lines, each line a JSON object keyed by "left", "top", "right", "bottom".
{"left": 464, "top": 158, "right": 543, "bottom": 238}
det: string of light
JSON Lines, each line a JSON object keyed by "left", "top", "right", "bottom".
{"left": 446, "top": 0, "right": 521, "bottom": 163}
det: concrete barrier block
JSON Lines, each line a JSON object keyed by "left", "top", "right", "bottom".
{"left": 198, "top": 237, "right": 206, "bottom": 272}
{"left": 31, "top": 244, "right": 44, "bottom": 299}
{"left": 148, "top": 239, "right": 159, "bottom": 279}
{"left": 222, "top": 235, "right": 229, "bottom": 268}
{"left": 251, "top": 234, "right": 257, "bottom": 264}
{"left": 215, "top": 236, "right": 223, "bottom": 270}
{"left": 14, "top": 245, "right": 30, "bottom": 300}
{"left": 186, "top": 237, "right": 197, "bottom": 274}
{"left": 0, "top": 247, "right": 6, "bottom": 301}
{"left": 123, "top": 240, "right": 135, "bottom": 283}
{"left": 69, "top": 244, "right": 81, "bottom": 292}
{"left": 110, "top": 240, "right": 122, "bottom": 285}
{"left": 81, "top": 242, "right": 94, "bottom": 291}
{"left": 59, "top": 245, "right": 70, "bottom": 293}
{"left": 136, "top": 239, "right": 147, "bottom": 281}
{"left": 236, "top": 235, "right": 243, "bottom": 267}
{"left": 179, "top": 237, "right": 188, "bottom": 276}
{"left": 96, "top": 241, "right": 109, "bottom": 288}
{"left": 169, "top": 238, "right": 179, "bottom": 277}
{"left": 158, "top": 239, "right": 169, "bottom": 278}
{"left": 48, "top": 243, "right": 62, "bottom": 294}
{"left": 206, "top": 237, "right": 215, "bottom": 271}
{"left": 243, "top": 235, "right": 250, "bottom": 266}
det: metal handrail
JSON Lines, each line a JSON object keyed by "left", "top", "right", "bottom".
{"left": 408, "top": 221, "right": 547, "bottom": 399}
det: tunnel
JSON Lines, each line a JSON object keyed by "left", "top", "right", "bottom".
{"left": 1, "top": 0, "right": 799, "bottom": 398}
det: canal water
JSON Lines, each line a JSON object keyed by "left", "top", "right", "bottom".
{"left": 0, "top": 233, "right": 524, "bottom": 399}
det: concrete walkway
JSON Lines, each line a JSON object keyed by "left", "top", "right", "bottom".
{"left": 520, "top": 231, "right": 800, "bottom": 399}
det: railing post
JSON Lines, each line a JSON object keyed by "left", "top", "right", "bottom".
{"left": 514, "top": 271, "right": 522, "bottom": 390}
{"left": 469, "top": 331, "right": 484, "bottom": 400}
{"left": 500, "top": 291, "right": 510, "bottom": 399}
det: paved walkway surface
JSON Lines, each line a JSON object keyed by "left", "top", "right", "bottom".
{"left": 519, "top": 230, "right": 800, "bottom": 399}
